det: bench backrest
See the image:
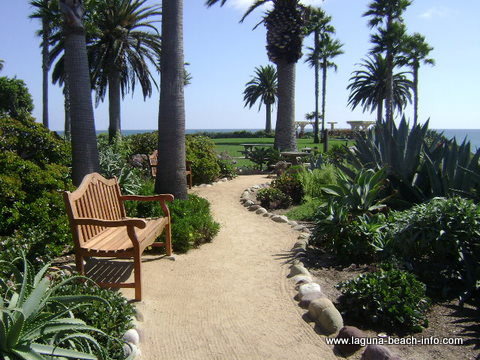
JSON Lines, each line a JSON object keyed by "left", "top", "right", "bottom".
{"left": 149, "top": 150, "right": 159, "bottom": 177}
{"left": 63, "top": 173, "right": 126, "bottom": 247}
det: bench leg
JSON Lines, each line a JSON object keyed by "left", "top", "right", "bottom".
{"left": 165, "top": 223, "right": 173, "bottom": 256}
{"left": 134, "top": 250, "right": 142, "bottom": 301}
{"left": 75, "top": 254, "right": 85, "bottom": 275}
{"left": 187, "top": 174, "right": 192, "bottom": 189}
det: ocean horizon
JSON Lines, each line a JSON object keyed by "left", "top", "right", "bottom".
{"left": 54, "top": 128, "right": 480, "bottom": 150}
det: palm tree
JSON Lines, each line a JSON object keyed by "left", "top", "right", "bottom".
{"left": 0, "top": 59, "right": 4, "bottom": 72}
{"left": 243, "top": 65, "right": 278, "bottom": 133}
{"left": 363, "top": 0, "right": 412, "bottom": 124}
{"left": 347, "top": 54, "right": 413, "bottom": 123}
{"left": 59, "top": 0, "right": 99, "bottom": 186}
{"left": 400, "top": 33, "right": 434, "bottom": 125}
{"left": 155, "top": 0, "right": 187, "bottom": 199}
{"left": 207, "top": 0, "right": 308, "bottom": 151}
{"left": 304, "top": 7, "right": 333, "bottom": 144}
{"left": 30, "top": 0, "right": 59, "bottom": 128}
{"left": 88, "top": 0, "right": 161, "bottom": 143}
{"left": 305, "top": 33, "right": 343, "bottom": 145}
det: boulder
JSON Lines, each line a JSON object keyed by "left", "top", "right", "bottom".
{"left": 308, "top": 297, "right": 335, "bottom": 319}
{"left": 361, "top": 345, "right": 396, "bottom": 360}
{"left": 299, "top": 291, "right": 325, "bottom": 307}
{"left": 316, "top": 305, "right": 343, "bottom": 335}
{"left": 298, "top": 283, "right": 321, "bottom": 300}
{"left": 288, "top": 221, "right": 299, "bottom": 227}
{"left": 123, "top": 329, "right": 140, "bottom": 346}
{"left": 271, "top": 215, "right": 289, "bottom": 223}
{"left": 288, "top": 264, "right": 310, "bottom": 278}
{"left": 334, "top": 326, "right": 367, "bottom": 356}
{"left": 248, "top": 205, "right": 261, "bottom": 211}
{"left": 293, "top": 275, "right": 313, "bottom": 286}
{"left": 256, "top": 207, "right": 268, "bottom": 215}
{"left": 243, "top": 200, "right": 254, "bottom": 207}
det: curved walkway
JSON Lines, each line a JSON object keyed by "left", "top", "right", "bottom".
{"left": 123, "top": 175, "right": 335, "bottom": 360}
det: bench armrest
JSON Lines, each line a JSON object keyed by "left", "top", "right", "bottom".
{"left": 73, "top": 217, "right": 147, "bottom": 229}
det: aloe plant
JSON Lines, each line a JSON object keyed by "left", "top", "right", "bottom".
{"left": 0, "top": 256, "right": 113, "bottom": 360}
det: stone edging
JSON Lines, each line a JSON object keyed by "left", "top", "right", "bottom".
{"left": 239, "top": 184, "right": 403, "bottom": 360}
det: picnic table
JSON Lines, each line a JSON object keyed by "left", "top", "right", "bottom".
{"left": 240, "top": 143, "right": 274, "bottom": 158}
{"left": 280, "top": 151, "right": 310, "bottom": 165}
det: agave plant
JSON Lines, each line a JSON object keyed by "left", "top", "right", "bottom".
{"left": 0, "top": 256, "right": 112, "bottom": 360}
{"left": 321, "top": 167, "right": 389, "bottom": 215}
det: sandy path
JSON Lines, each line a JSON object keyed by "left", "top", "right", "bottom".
{"left": 123, "top": 175, "right": 335, "bottom": 360}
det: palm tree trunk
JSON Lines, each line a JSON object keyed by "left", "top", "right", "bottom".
{"left": 377, "top": 98, "right": 383, "bottom": 123}
{"left": 274, "top": 59, "right": 297, "bottom": 152}
{"left": 155, "top": 0, "right": 187, "bottom": 200}
{"left": 385, "top": 51, "right": 394, "bottom": 126}
{"left": 42, "top": 19, "right": 50, "bottom": 128}
{"left": 108, "top": 70, "right": 121, "bottom": 143}
{"left": 64, "top": 76, "right": 71, "bottom": 140}
{"left": 62, "top": 0, "right": 99, "bottom": 186}
{"left": 413, "top": 65, "right": 419, "bottom": 126}
{"left": 313, "top": 30, "right": 320, "bottom": 144}
{"left": 321, "top": 59, "right": 327, "bottom": 143}
{"left": 265, "top": 102, "right": 272, "bottom": 133}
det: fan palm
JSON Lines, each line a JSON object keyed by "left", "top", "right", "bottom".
{"left": 304, "top": 7, "right": 334, "bottom": 143}
{"left": 347, "top": 54, "right": 413, "bottom": 123}
{"left": 59, "top": 0, "right": 99, "bottom": 186}
{"left": 305, "top": 33, "right": 343, "bottom": 145}
{"left": 243, "top": 65, "right": 278, "bottom": 133}
{"left": 0, "top": 59, "right": 4, "bottom": 71}
{"left": 207, "top": 0, "right": 308, "bottom": 151}
{"left": 399, "top": 33, "right": 435, "bottom": 125}
{"left": 88, "top": 0, "right": 161, "bottom": 143}
{"left": 363, "top": 0, "right": 412, "bottom": 124}
{"left": 155, "top": 0, "right": 188, "bottom": 199}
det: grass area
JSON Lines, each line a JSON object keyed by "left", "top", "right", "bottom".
{"left": 213, "top": 137, "right": 352, "bottom": 167}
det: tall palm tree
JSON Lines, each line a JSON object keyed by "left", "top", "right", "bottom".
{"left": 347, "top": 54, "right": 413, "bottom": 123}
{"left": 207, "top": 0, "right": 308, "bottom": 151}
{"left": 59, "top": 0, "right": 99, "bottom": 186}
{"left": 400, "top": 33, "right": 434, "bottom": 126}
{"left": 305, "top": 33, "right": 343, "bottom": 144}
{"left": 155, "top": 0, "right": 187, "bottom": 199}
{"left": 304, "top": 7, "right": 333, "bottom": 144}
{"left": 0, "top": 59, "right": 4, "bottom": 72}
{"left": 243, "top": 65, "right": 278, "bottom": 133}
{"left": 30, "top": 0, "right": 59, "bottom": 128}
{"left": 88, "top": 0, "right": 161, "bottom": 143}
{"left": 363, "top": 0, "right": 411, "bottom": 125}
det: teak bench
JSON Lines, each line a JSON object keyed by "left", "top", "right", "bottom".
{"left": 63, "top": 172, "right": 174, "bottom": 301}
{"left": 149, "top": 150, "right": 193, "bottom": 189}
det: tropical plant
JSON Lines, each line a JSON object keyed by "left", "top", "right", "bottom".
{"left": 337, "top": 266, "right": 430, "bottom": 333}
{"left": 207, "top": 0, "right": 309, "bottom": 151}
{"left": 246, "top": 146, "right": 280, "bottom": 171}
{"left": 0, "top": 255, "right": 112, "bottom": 359}
{"left": 347, "top": 55, "right": 413, "bottom": 122}
{"left": 271, "top": 170, "right": 305, "bottom": 204}
{"left": 303, "top": 7, "right": 334, "bottom": 144}
{"left": 363, "top": 0, "right": 412, "bottom": 124}
{"left": 88, "top": 0, "right": 162, "bottom": 142}
{"left": 29, "top": 0, "right": 58, "bottom": 128}
{"left": 399, "top": 32, "right": 435, "bottom": 125}
{"left": 59, "top": 0, "right": 99, "bottom": 186}
{"left": 257, "top": 187, "right": 292, "bottom": 209}
{"left": 155, "top": 0, "right": 188, "bottom": 199}
{"left": 243, "top": 65, "right": 278, "bottom": 133}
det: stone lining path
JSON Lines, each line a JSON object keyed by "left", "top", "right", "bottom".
{"left": 122, "top": 175, "right": 336, "bottom": 360}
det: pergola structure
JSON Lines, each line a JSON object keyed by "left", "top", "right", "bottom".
{"left": 347, "top": 121, "right": 375, "bottom": 131}
{"left": 295, "top": 121, "right": 314, "bottom": 137}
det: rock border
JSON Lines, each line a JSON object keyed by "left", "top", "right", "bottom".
{"left": 239, "top": 184, "right": 403, "bottom": 360}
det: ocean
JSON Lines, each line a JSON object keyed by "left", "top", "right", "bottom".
{"left": 56, "top": 128, "right": 480, "bottom": 150}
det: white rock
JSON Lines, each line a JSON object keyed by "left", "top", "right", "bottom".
{"left": 288, "top": 221, "right": 299, "bottom": 227}
{"left": 288, "top": 264, "right": 310, "bottom": 277}
{"left": 298, "top": 283, "right": 321, "bottom": 300}
{"left": 256, "top": 207, "right": 268, "bottom": 214}
{"left": 271, "top": 215, "right": 289, "bottom": 223}
{"left": 206, "top": 184, "right": 213, "bottom": 187}
{"left": 293, "top": 225, "right": 306, "bottom": 232}
{"left": 123, "top": 343, "right": 141, "bottom": 358}
{"left": 241, "top": 191, "right": 250, "bottom": 199}
{"left": 220, "top": 178, "right": 228, "bottom": 182}
{"left": 293, "top": 274, "right": 313, "bottom": 285}
{"left": 298, "top": 233, "right": 310, "bottom": 240}
{"left": 243, "top": 200, "right": 254, "bottom": 207}
{"left": 123, "top": 329, "right": 140, "bottom": 346}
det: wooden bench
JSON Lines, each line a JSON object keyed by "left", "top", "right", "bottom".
{"left": 63, "top": 172, "right": 174, "bottom": 301}
{"left": 149, "top": 150, "right": 193, "bottom": 189}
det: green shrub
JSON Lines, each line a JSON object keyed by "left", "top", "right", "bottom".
{"left": 217, "top": 151, "right": 238, "bottom": 179}
{"left": 125, "top": 130, "right": 158, "bottom": 156}
{"left": 271, "top": 171, "right": 304, "bottom": 205}
{"left": 285, "top": 197, "right": 324, "bottom": 221}
{"left": 56, "top": 280, "right": 135, "bottom": 359}
{"left": 186, "top": 135, "right": 221, "bottom": 184}
{"left": 298, "top": 165, "right": 338, "bottom": 199}
{"left": 125, "top": 181, "right": 220, "bottom": 253}
{"left": 256, "top": 187, "right": 292, "bottom": 209}
{"left": 337, "top": 267, "right": 430, "bottom": 334}
{"left": 246, "top": 147, "right": 280, "bottom": 171}
{"left": 388, "top": 197, "right": 480, "bottom": 300}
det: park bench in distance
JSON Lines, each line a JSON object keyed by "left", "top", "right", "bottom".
{"left": 149, "top": 150, "right": 193, "bottom": 189}
{"left": 63, "top": 172, "right": 173, "bottom": 301}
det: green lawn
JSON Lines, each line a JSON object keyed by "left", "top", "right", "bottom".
{"left": 213, "top": 137, "right": 352, "bottom": 167}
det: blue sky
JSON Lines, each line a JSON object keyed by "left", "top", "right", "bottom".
{"left": 1, "top": 0, "right": 479, "bottom": 131}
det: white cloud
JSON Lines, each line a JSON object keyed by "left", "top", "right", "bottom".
{"left": 420, "top": 6, "right": 450, "bottom": 19}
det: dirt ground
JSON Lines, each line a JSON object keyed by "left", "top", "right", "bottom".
{"left": 303, "top": 249, "right": 480, "bottom": 360}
